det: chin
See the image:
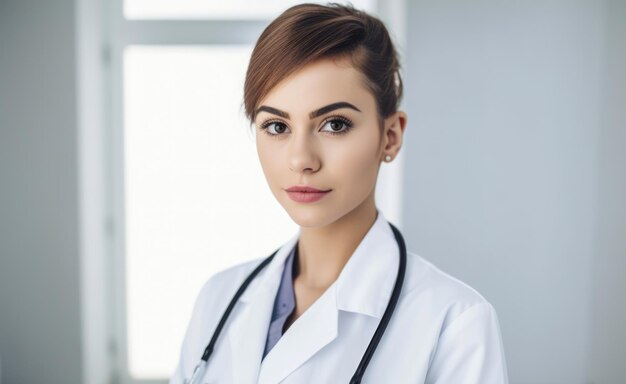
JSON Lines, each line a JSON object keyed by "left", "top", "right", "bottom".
{"left": 282, "top": 203, "right": 342, "bottom": 229}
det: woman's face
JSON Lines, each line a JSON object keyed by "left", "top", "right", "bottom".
{"left": 254, "top": 57, "right": 394, "bottom": 228}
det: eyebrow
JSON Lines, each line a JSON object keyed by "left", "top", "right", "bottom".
{"left": 255, "top": 101, "right": 361, "bottom": 120}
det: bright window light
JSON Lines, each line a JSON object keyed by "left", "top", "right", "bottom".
{"left": 123, "top": 45, "right": 297, "bottom": 379}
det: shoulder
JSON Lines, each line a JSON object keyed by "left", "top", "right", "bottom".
{"left": 400, "top": 250, "right": 497, "bottom": 333}
{"left": 171, "top": 256, "right": 272, "bottom": 381}
{"left": 403, "top": 250, "right": 489, "bottom": 304}
{"left": 399, "top": 252, "right": 509, "bottom": 382}
{"left": 179, "top": 257, "right": 269, "bottom": 351}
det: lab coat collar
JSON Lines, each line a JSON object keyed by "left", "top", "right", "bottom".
{"left": 335, "top": 209, "right": 399, "bottom": 319}
{"left": 238, "top": 230, "right": 300, "bottom": 304}
{"left": 239, "top": 209, "right": 399, "bottom": 317}
{"left": 228, "top": 209, "right": 399, "bottom": 384}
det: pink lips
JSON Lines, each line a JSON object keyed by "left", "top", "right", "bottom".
{"left": 285, "top": 186, "right": 331, "bottom": 203}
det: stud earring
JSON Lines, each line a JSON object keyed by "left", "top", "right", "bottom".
{"left": 384, "top": 154, "right": 392, "bottom": 162}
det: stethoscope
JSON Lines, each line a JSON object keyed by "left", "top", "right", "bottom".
{"left": 186, "top": 222, "right": 406, "bottom": 384}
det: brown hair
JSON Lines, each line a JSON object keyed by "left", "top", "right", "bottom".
{"left": 243, "top": 2, "right": 403, "bottom": 123}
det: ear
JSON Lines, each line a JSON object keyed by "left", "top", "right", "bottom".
{"left": 381, "top": 110, "right": 407, "bottom": 162}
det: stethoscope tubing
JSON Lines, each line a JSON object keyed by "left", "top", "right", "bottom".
{"left": 350, "top": 222, "right": 406, "bottom": 383}
{"left": 189, "top": 221, "right": 406, "bottom": 384}
{"left": 200, "top": 251, "right": 278, "bottom": 362}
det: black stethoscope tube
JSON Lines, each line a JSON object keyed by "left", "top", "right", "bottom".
{"left": 200, "top": 250, "right": 278, "bottom": 362}
{"left": 194, "top": 221, "right": 407, "bottom": 384}
{"left": 350, "top": 222, "right": 406, "bottom": 383}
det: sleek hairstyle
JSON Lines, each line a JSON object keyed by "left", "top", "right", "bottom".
{"left": 243, "top": 2, "right": 403, "bottom": 123}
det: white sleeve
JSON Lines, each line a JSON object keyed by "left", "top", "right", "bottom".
{"left": 169, "top": 279, "right": 214, "bottom": 384}
{"left": 169, "top": 298, "right": 201, "bottom": 384}
{"left": 169, "top": 360, "right": 185, "bottom": 384}
{"left": 425, "top": 302, "right": 509, "bottom": 384}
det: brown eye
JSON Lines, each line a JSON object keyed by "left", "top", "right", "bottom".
{"left": 263, "top": 121, "right": 289, "bottom": 135}
{"left": 320, "top": 117, "right": 353, "bottom": 135}
{"left": 330, "top": 121, "right": 343, "bottom": 131}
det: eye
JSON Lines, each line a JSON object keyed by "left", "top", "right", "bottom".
{"left": 260, "top": 120, "right": 290, "bottom": 136}
{"left": 320, "top": 116, "right": 353, "bottom": 135}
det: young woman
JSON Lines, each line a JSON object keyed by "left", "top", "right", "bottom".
{"left": 172, "top": 4, "right": 508, "bottom": 383}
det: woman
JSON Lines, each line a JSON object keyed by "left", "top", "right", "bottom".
{"left": 172, "top": 3, "right": 508, "bottom": 383}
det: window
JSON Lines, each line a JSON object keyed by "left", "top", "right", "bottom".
{"left": 123, "top": 45, "right": 296, "bottom": 378}
{"left": 105, "top": 0, "right": 399, "bottom": 382}
{"left": 124, "top": 0, "right": 376, "bottom": 20}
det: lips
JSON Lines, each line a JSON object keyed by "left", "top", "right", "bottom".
{"left": 285, "top": 186, "right": 330, "bottom": 193}
{"left": 285, "top": 185, "right": 331, "bottom": 203}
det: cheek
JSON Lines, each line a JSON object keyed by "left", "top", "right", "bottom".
{"left": 326, "top": 131, "right": 381, "bottom": 182}
{"left": 256, "top": 140, "right": 283, "bottom": 184}
{"left": 256, "top": 141, "right": 271, "bottom": 175}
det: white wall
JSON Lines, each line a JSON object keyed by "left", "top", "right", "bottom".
{"left": 0, "top": 0, "right": 83, "bottom": 383}
{"left": 403, "top": 0, "right": 624, "bottom": 383}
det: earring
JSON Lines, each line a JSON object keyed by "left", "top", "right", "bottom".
{"left": 384, "top": 154, "right": 392, "bottom": 162}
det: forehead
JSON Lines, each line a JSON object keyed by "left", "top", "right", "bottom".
{"left": 257, "top": 57, "right": 376, "bottom": 118}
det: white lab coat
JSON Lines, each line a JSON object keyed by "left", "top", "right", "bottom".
{"left": 171, "top": 211, "right": 509, "bottom": 383}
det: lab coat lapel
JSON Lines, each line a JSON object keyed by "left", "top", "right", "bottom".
{"left": 227, "top": 232, "right": 300, "bottom": 384}
{"left": 257, "top": 211, "right": 399, "bottom": 384}
{"left": 257, "top": 282, "right": 338, "bottom": 384}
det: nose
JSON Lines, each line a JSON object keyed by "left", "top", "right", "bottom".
{"left": 288, "top": 129, "right": 321, "bottom": 174}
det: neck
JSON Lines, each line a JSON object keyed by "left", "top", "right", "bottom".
{"left": 295, "top": 195, "right": 378, "bottom": 290}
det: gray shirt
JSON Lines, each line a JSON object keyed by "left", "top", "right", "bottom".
{"left": 262, "top": 244, "right": 298, "bottom": 359}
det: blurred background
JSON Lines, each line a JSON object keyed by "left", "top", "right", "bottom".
{"left": 1, "top": 0, "right": 624, "bottom": 383}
